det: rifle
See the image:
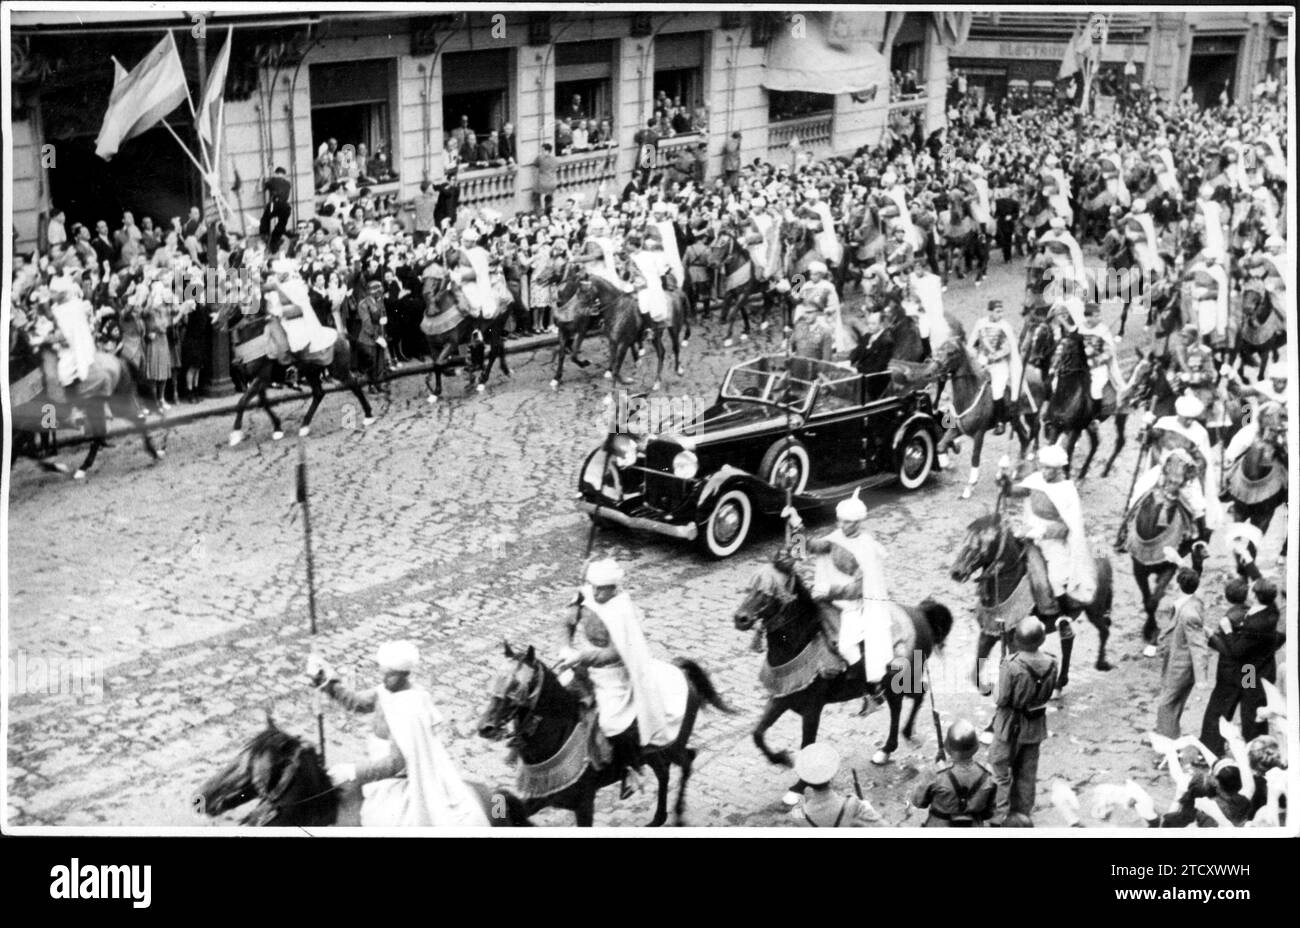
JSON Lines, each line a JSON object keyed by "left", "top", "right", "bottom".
{"left": 1113, "top": 402, "right": 1154, "bottom": 550}
{"left": 926, "top": 661, "right": 946, "bottom": 765}
{"left": 295, "top": 440, "right": 326, "bottom": 765}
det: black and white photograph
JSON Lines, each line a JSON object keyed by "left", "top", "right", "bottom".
{"left": 2, "top": 0, "right": 1295, "bottom": 868}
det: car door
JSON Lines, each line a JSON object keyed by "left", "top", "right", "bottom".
{"left": 801, "top": 377, "right": 867, "bottom": 485}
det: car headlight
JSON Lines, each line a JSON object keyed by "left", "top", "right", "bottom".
{"left": 672, "top": 450, "right": 699, "bottom": 480}
{"left": 610, "top": 435, "right": 638, "bottom": 469}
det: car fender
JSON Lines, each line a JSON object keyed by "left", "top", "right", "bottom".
{"left": 891, "top": 411, "right": 941, "bottom": 459}
{"left": 695, "top": 466, "right": 788, "bottom": 517}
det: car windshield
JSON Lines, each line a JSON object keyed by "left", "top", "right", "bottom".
{"left": 719, "top": 356, "right": 854, "bottom": 414}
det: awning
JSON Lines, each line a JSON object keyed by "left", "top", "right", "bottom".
{"left": 762, "top": 12, "right": 889, "bottom": 96}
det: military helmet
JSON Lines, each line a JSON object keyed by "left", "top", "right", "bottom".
{"left": 944, "top": 720, "right": 980, "bottom": 760}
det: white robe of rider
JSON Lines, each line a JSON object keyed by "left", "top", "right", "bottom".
{"left": 271, "top": 275, "right": 333, "bottom": 353}
{"left": 456, "top": 244, "right": 497, "bottom": 317}
{"left": 50, "top": 296, "right": 96, "bottom": 385}
{"left": 812, "top": 527, "right": 893, "bottom": 681}
{"left": 1190, "top": 258, "right": 1230, "bottom": 342}
{"left": 909, "top": 270, "right": 950, "bottom": 351}
{"left": 884, "top": 184, "right": 923, "bottom": 252}
{"left": 1078, "top": 317, "right": 1125, "bottom": 400}
{"left": 1099, "top": 150, "right": 1131, "bottom": 206}
{"left": 805, "top": 197, "right": 843, "bottom": 266}
{"left": 969, "top": 175, "right": 994, "bottom": 234}
{"left": 650, "top": 218, "right": 685, "bottom": 288}
{"left": 573, "top": 583, "right": 681, "bottom": 747}
{"left": 1124, "top": 209, "right": 1160, "bottom": 279}
{"left": 630, "top": 248, "right": 672, "bottom": 323}
{"left": 1198, "top": 198, "right": 1227, "bottom": 261}
{"left": 1019, "top": 470, "right": 1096, "bottom": 605}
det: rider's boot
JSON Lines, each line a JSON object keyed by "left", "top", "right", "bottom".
{"left": 858, "top": 643, "right": 884, "bottom": 716}
{"left": 993, "top": 397, "right": 1007, "bottom": 436}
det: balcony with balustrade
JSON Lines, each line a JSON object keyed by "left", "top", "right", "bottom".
{"left": 555, "top": 147, "right": 619, "bottom": 201}
{"left": 767, "top": 114, "right": 834, "bottom": 164}
{"left": 458, "top": 164, "right": 518, "bottom": 212}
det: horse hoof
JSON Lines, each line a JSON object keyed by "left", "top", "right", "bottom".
{"left": 1052, "top": 688, "right": 1065, "bottom": 702}
{"left": 49, "top": 462, "right": 69, "bottom": 474}
{"left": 960, "top": 486, "right": 973, "bottom": 500}
{"left": 603, "top": 370, "right": 614, "bottom": 380}
{"left": 362, "top": 417, "right": 376, "bottom": 427}
{"left": 652, "top": 381, "right": 662, "bottom": 392}
{"left": 154, "top": 449, "right": 166, "bottom": 460}
{"left": 723, "top": 339, "right": 734, "bottom": 348}
{"left": 870, "top": 750, "right": 892, "bottom": 766}
{"left": 603, "top": 393, "right": 613, "bottom": 406}
{"left": 272, "top": 430, "right": 284, "bottom": 441}
{"left": 73, "top": 469, "right": 87, "bottom": 481}
{"left": 681, "top": 339, "right": 689, "bottom": 348}
{"left": 740, "top": 333, "right": 750, "bottom": 342}
{"left": 427, "top": 394, "right": 439, "bottom": 404}
{"left": 675, "top": 367, "right": 684, "bottom": 377}
{"left": 549, "top": 380, "right": 559, "bottom": 391}
{"left": 782, "top": 791, "right": 802, "bottom": 807}
{"left": 1096, "top": 660, "right": 1114, "bottom": 672}
{"left": 228, "top": 431, "right": 244, "bottom": 447}
{"left": 760, "top": 321, "right": 770, "bottom": 331}
{"left": 298, "top": 426, "right": 311, "bottom": 438}
{"left": 476, "top": 384, "right": 485, "bottom": 393}
{"left": 1142, "top": 644, "right": 1157, "bottom": 658}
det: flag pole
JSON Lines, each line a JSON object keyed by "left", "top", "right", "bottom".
{"left": 160, "top": 118, "right": 211, "bottom": 177}
{"left": 296, "top": 440, "right": 327, "bottom": 764}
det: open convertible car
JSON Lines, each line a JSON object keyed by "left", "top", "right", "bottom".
{"left": 576, "top": 355, "right": 942, "bottom": 557}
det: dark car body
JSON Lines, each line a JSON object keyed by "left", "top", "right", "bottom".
{"left": 577, "top": 354, "right": 943, "bottom": 557}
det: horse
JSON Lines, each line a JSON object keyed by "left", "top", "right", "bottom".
{"left": 1119, "top": 462, "right": 1206, "bottom": 649}
{"left": 950, "top": 512, "right": 1114, "bottom": 698}
{"left": 8, "top": 340, "right": 164, "bottom": 480}
{"left": 197, "top": 717, "right": 529, "bottom": 827}
{"left": 1099, "top": 350, "right": 1178, "bottom": 478}
{"left": 580, "top": 270, "right": 689, "bottom": 392}
{"left": 1041, "top": 331, "right": 1120, "bottom": 480}
{"left": 546, "top": 258, "right": 602, "bottom": 389}
{"left": 1223, "top": 418, "right": 1288, "bottom": 540}
{"left": 732, "top": 554, "right": 954, "bottom": 801}
{"left": 1233, "top": 281, "right": 1285, "bottom": 380}
{"left": 928, "top": 337, "right": 1044, "bottom": 499}
{"left": 709, "top": 227, "right": 772, "bottom": 345}
{"left": 836, "top": 201, "right": 889, "bottom": 297}
{"left": 227, "top": 313, "right": 374, "bottom": 445}
{"left": 1077, "top": 168, "right": 1115, "bottom": 245}
{"left": 938, "top": 198, "right": 989, "bottom": 287}
{"left": 476, "top": 642, "right": 732, "bottom": 827}
{"left": 419, "top": 268, "right": 511, "bottom": 402}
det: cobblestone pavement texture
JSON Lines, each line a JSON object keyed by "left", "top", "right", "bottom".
{"left": 7, "top": 250, "right": 1290, "bottom": 829}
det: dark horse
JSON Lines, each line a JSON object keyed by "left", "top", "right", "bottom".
{"left": 732, "top": 554, "right": 954, "bottom": 802}
{"left": 1042, "top": 331, "right": 1121, "bottom": 480}
{"left": 1234, "top": 281, "right": 1286, "bottom": 381}
{"left": 939, "top": 197, "right": 989, "bottom": 287}
{"left": 419, "top": 268, "right": 510, "bottom": 402}
{"left": 8, "top": 339, "right": 163, "bottom": 480}
{"left": 546, "top": 258, "right": 602, "bottom": 389}
{"left": 228, "top": 314, "right": 374, "bottom": 445}
{"left": 1223, "top": 413, "right": 1288, "bottom": 540}
{"left": 574, "top": 270, "right": 689, "bottom": 391}
{"left": 951, "top": 512, "right": 1114, "bottom": 697}
{"left": 710, "top": 228, "right": 773, "bottom": 344}
{"left": 197, "top": 718, "right": 529, "bottom": 826}
{"left": 477, "top": 643, "right": 732, "bottom": 826}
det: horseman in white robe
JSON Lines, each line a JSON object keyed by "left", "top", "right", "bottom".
{"left": 582, "top": 213, "right": 626, "bottom": 289}
{"left": 967, "top": 163, "right": 994, "bottom": 235}
{"left": 881, "top": 172, "right": 924, "bottom": 252}
{"left": 804, "top": 492, "right": 894, "bottom": 685}
{"left": 968, "top": 299, "right": 1023, "bottom": 434}
{"left": 1038, "top": 217, "right": 1087, "bottom": 301}
{"left": 1121, "top": 199, "right": 1160, "bottom": 280}
{"left": 1145, "top": 394, "right": 1224, "bottom": 529}
{"left": 748, "top": 197, "right": 783, "bottom": 281}
{"left": 1076, "top": 301, "right": 1125, "bottom": 400}
{"left": 267, "top": 260, "right": 335, "bottom": 357}
{"left": 1013, "top": 444, "right": 1096, "bottom": 607}
{"left": 626, "top": 233, "right": 673, "bottom": 324}
{"left": 1127, "top": 446, "right": 1209, "bottom": 544}
{"left": 1151, "top": 145, "right": 1181, "bottom": 201}
{"left": 1098, "top": 143, "right": 1131, "bottom": 207}
{"left": 648, "top": 202, "right": 685, "bottom": 288}
{"left": 801, "top": 187, "right": 843, "bottom": 266}
{"left": 452, "top": 228, "right": 498, "bottom": 318}
{"left": 908, "top": 265, "right": 951, "bottom": 352}
{"left": 1197, "top": 193, "right": 1228, "bottom": 262}
{"left": 311, "top": 642, "right": 491, "bottom": 827}
{"left": 559, "top": 559, "right": 687, "bottom": 798}
{"left": 1041, "top": 154, "right": 1073, "bottom": 226}
{"left": 1189, "top": 252, "right": 1230, "bottom": 344}
{"left": 47, "top": 276, "right": 96, "bottom": 386}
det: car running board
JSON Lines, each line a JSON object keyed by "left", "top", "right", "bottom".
{"left": 792, "top": 474, "right": 895, "bottom": 508}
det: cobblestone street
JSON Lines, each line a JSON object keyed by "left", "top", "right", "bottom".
{"left": 7, "top": 252, "right": 1288, "bottom": 829}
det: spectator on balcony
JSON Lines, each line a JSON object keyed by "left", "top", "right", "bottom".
{"left": 499, "top": 123, "right": 518, "bottom": 166}
{"left": 452, "top": 115, "right": 478, "bottom": 164}
{"left": 315, "top": 143, "right": 337, "bottom": 194}
{"left": 556, "top": 118, "right": 574, "bottom": 156}
{"left": 564, "top": 94, "right": 585, "bottom": 124}
{"left": 477, "top": 130, "right": 502, "bottom": 166}
{"left": 722, "top": 131, "right": 742, "bottom": 190}
{"left": 654, "top": 108, "right": 673, "bottom": 138}
{"left": 113, "top": 211, "right": 142, "bottom": 272}
{"left": 570, "top": 120, "right": 591, "bottom": 153}
{"left": 368, "top": 143, "right": 395, "bottom": 182}
{"left": 671, "top": 105, "right": 692, "bottom": 135}
{"left": 45, "top": 209, "right": 67, "bottom": 251}
{"left": 691, "top": 107, "right": 708, "bottom": 135}
{"left": 139, "top": 216, "right": 160, "bottom": 258}
{"left": 534, "top": 143, "right": 559, "bottom": 216}
{"left": 902, "top": 70, "right": 920, "bottom": 99}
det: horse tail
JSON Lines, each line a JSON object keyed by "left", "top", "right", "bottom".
{"left": 674, "top": 659, "right": 735, "bottom": 715}
{"left": 917, "top": 597, "right": 955, "bottom": 653}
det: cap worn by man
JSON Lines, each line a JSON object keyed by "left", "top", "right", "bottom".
{"left": 794, "top": 742, "right": 840, "bottom": 786}
{"left": 375, "top": 640, "right": 420, "bottom": 673}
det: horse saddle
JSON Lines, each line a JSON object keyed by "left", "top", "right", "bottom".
{"left": 1022, "top": 542, "right": 1101, "bottom": 618}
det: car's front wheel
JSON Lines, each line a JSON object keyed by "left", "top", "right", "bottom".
{"left": 896, "top": 426, "right": 935, "bottom": 490}
{"left": 699, "top": 487, "right": 753, "bottom": 558}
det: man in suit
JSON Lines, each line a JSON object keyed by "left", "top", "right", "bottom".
{"left": 1153, "top": 567, "right": 1209, "bottom": 739}
{"left": 451, "top": 115, "right": 477, "bottom": 164}
{"left": 1199, "top": 577, "right": 1254, "bottom": 755}
{"left": 850, "top": 310, "right": 895, "bottom": 387}
{"left": 498, "top": 123, "right": 518, "bottom": 165}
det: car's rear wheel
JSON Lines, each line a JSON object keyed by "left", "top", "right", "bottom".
{"left": 700, "top": 488, "right": 753, "bottom": 558}
{"left": 758, "top": 438, "right": 810, "bottom": 496}
{"left": 897, "top": 427, "right": 935, "bottom": 490}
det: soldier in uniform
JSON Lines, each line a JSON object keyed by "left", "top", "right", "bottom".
{"left": 968, "top": 299, "right": 1022, "bottom": 435}
{"left": 988, "top": 617, "right": 1059, "bottom": 826}
{"left": 557, "top": 558, "right": 678, "bottom": 800}
{"left": 789, "top": 743, "right": 880, "bottom": 827}
{"left": 1074, "top": 300, "right": 1124, "bottom": 409}
{"left": 789, "top": 301, "right": 834, "bottom": 362}
{"left": 909, "top": 719, "right": 997, "bottom": 827}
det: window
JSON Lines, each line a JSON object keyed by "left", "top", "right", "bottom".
{"left": 442, "top": 49, "right": 512, "bottom": 168}
{"left": 310, "top": 59, "right": 397, "bottom": 187}
{"left": 888, "top": 12, "right": 928, "bottom": 100}
{"left": 555, "top": 40, "right": 616, "bottom": 155}
{"left": 768, "top": 90, "right": 834, "bottom": 122}
{"left": 653, "top": 33, "right": 707, "bottom": 134}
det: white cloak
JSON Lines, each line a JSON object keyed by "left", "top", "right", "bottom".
{"left": 631, "top": 250, "right": 672, "bottom": 323}
{"left": 813, "top": 528, "right": 893, "bottom": 681}
{"left": 968, "top": 317, "right": 1024, "bottom": 401}
{"left": 809, "top": 201, "right": 843, "bottom": 265}
{"left": 651, "top": 220, "right": 685, "bottom": 286}
{"left": 1152, "top": 415, "right": 1223, "bottom": 528}
{"left": 456, "top": 246, "right": 498, "bottom": 317}
{"left": 1019, "top": 471, "right": 1096, "bottom": 604}
{"left": 51, "top": 298, "right": 96, "bottom": 385}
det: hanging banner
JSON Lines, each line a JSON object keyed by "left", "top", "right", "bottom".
{"left": 763, "top": 12, "right": 890, "bottom": 95}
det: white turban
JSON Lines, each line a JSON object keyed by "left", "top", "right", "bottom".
{"left": 586, "top": 558, "right": 624, "bottom": 587}
{"left": 1265, "top": 235, "right": 1284, "bottom": 252}
{"left": 1175, "top": 395, "right": 1204, "bottom": 419}
{"left": 1038, "top": 445, "right": 1068, "bottom": 469}
{"left": 1131, "top": 198, "right": 1147, "bottom": 213}
{"left": 49, "top": 276, "right": 80, "bottom": 298}
{"left": 808, "top": 261, "right": 829, "bottom": 276}
{"left": 1049, "top": 217, "right": 1066, "bottom": 230}
{"left": 835, "top": 491, "right": 867, "bottom": 522}
{"left": 375, "top": 640, "right": 420, "bottom": 673}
